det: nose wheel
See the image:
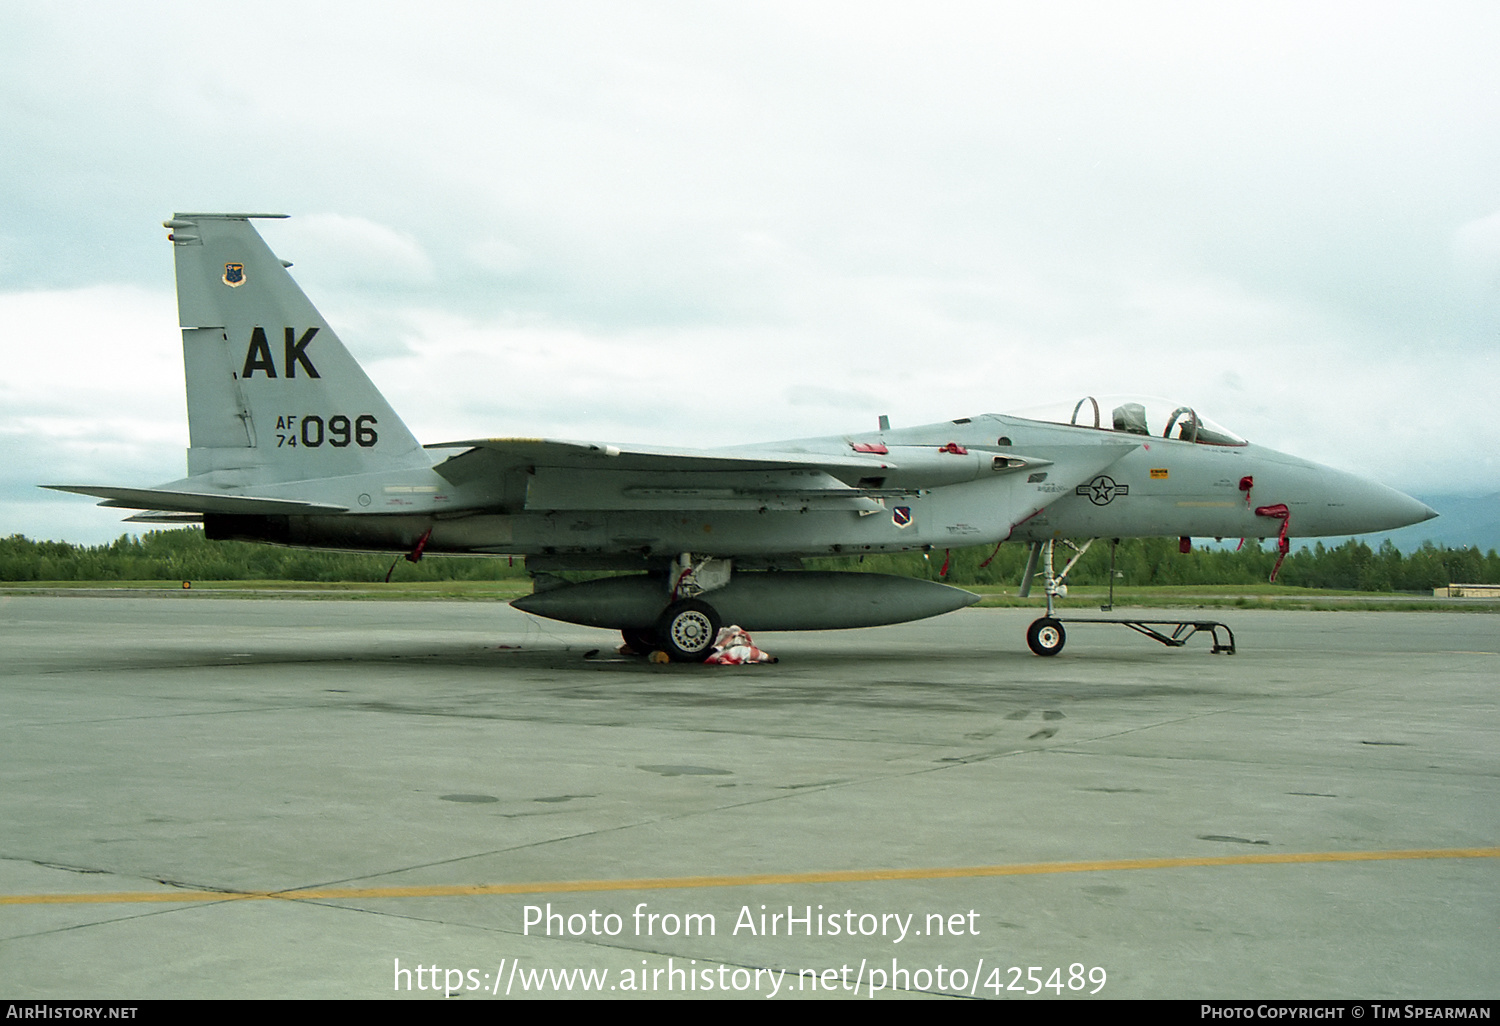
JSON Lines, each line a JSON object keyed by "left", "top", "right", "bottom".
{"left": 1026, "top": 617, "right": 1066, "bottom": 656}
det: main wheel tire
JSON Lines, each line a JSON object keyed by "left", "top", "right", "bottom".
{"left": 1026, "top": 617, "right": 1066, "bottom": 657}
{"left": 654, "top": 599, "right": 721, "bottom": 662}
{"left": 621, "top": 627, "right": 658, "bottom": 655}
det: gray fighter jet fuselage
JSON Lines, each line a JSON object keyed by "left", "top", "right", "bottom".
{"left": 46, "top": 214, "right": 1437, "bottom": 660}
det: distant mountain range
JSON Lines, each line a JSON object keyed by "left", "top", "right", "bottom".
{"left": 1375, "top": 493, "right": 1500, "bottom": 554}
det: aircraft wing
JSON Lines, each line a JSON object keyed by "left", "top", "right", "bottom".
{"left": 427, "top": 437, "right": 894, "bottom": 479}
{"left": 427, "top": 438, "right": 912, "bottom": 512}
{"left": 41, "top": 485, "right": 350, "bottom": 516}
{"left": 426, "top": 436, "right": 1102, "bottom": 514}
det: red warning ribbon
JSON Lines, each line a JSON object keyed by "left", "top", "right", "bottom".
{"left": 1254, "top": 504, "right": 1291, "bottom": 582}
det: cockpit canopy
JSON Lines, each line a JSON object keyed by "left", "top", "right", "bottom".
{"left": 1007, "top": 394, "right": 1248, "bottom": 446}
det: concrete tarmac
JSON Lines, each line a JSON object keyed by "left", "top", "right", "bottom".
{"left": 0, "top": 595, "right": 1495, "bottom": 1000}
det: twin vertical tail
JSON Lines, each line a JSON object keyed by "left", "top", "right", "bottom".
{"left": 166, "top": 213, "right": 429, "bottom": 489}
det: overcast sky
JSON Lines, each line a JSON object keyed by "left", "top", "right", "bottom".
{"left": 2, "top": 1, "right": 1496, "bottom": 544}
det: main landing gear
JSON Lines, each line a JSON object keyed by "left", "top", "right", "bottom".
{"left": 1020, "top": 539, "right": 1236, "bottom": 657}
{"left": 620, "top": 600, "right": 723, "bottom": 662}
{"left": 653, "top": 598, "right": 722, "bottom": 662}
{"left": 622, "top": 555, "right": 728, "bottom": 662}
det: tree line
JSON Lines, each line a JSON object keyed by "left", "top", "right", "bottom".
{"left": 0, "top": 530, "right": 526, "bottom": 584}
{"left": 810, "top": 536, "right": 1500, "bottom": 592}
{"left": 1, "top": 528, "right": 1495, "bottom": 591}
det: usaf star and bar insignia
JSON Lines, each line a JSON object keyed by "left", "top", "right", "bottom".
{"left": 1077, "top": 475, "right": 1129, "bottom": 506}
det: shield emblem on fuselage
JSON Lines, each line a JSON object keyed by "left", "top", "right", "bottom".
{"left": 222, "top": 263, "right": 246, "bottom": 287}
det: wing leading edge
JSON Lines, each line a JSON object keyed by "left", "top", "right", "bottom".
{"left": 427, "top": 437, "right": 899, "bottom": 479}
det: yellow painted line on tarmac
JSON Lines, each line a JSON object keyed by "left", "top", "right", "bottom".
{"left": 4, "top": 847, "right": 1496, "bottom": 907}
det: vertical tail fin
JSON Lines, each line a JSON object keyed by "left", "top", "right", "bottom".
{"left": 166, "top": 213, "right": 429, "bottom": 487}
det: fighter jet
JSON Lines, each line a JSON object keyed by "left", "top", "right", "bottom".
{"left": 46, "top": 213, "right": 1437, "bottom": 659}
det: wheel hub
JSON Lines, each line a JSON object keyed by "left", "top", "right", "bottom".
{"left": 669, "top": 611, "right": 713, "bottom": 651}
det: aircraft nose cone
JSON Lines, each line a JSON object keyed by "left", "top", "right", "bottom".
{"left": 1322, "top": 473, "right": 1438, "bottom": 534}
{"left": 1380, "top": 488, "right": 1438, "bottom": 530}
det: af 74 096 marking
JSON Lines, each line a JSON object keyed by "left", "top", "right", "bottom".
{"left": 274, "top": 414, "right": 379, "bottom": 449}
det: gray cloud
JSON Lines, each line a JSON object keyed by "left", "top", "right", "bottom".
{"left": 2, "top": 1, "right": 1495, "bottom": 542}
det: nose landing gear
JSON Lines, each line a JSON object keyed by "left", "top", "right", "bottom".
{"left": 1026, "top": 617, "right": 1066, "bottom": 657}
{"left": 1021, "top": 539, "right": 1236, "bottom": 657}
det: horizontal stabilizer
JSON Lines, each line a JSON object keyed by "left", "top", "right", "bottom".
{"left": 43, "top": 485, "right": 348, "bottom": 516}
